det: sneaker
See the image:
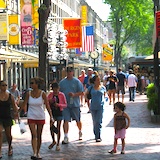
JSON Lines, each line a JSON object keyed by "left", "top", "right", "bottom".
{"left": 96, "top": 138, "right": 102, "bottom": 142}
{"left": 79, "top": 131, "right": 82, "bottom": 140}
{"left": 108, "top": 149, "right": 117, "bottom": 154}
{"left": 62, "top": 137, "right": 68, "bottom": 144}
{"left": 121, "top": 150, "right": 125, "bottom": 154}
{"left": 56, "top": 145, "right": 60, "bottom": 151}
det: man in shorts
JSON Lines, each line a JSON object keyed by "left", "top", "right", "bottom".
{"left": 59, "top": 67, "right": 84, "bottom": 144}
{"left": 116, "top": 68, "right": 126, "bottom": 103}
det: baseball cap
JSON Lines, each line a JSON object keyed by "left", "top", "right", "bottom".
{"left": 88, "top": 68, "right": 93, "bottom": 71}
{"left": 66, "top": 67, "right": 74, "bottom": 72}
{"left": 129, "top": 69, "right": 133, "bottom": 73}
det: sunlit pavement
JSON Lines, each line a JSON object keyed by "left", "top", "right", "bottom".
{"left": 2, "top": 90, "right": 160, "bottom": 160}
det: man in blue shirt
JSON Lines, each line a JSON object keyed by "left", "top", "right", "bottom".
{"left": 59, "top": 67, "right": 84, "bottom": 144}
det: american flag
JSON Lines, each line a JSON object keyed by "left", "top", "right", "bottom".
{"left": 81, "top": 26, "right": 94, "bottom": 52}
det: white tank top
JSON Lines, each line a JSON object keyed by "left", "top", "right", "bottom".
{"left": 27, "top": 91, "right": 45, "bottom": 120}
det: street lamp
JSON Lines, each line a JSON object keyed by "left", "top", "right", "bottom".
{"left": 152, "top": 0, "right": 160, "bottom": 114}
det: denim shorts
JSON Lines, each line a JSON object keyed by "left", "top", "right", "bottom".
{"left": 54, "top": 116, "right": 63, "bottom": 121}
{"left": 63, "top": 107, "right": 81, "bottom": 122}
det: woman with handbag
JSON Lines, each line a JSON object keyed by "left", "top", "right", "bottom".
{"left": 85, "top": 75, "right": 106, "bottom": 142}
{"left": 47, "top": 82, "right": 67, "bottom": 151}
{"left": 0, "top": 80, "right": 19, "bottom": 158}
{"left": 22, "top": 77, "right": 54, "bottom": 160}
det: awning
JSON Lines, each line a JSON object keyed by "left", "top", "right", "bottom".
{"left": 145, "top": 52, "right": 160, "bottom": 60}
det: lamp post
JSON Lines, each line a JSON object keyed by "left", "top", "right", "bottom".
{"left": 47, "top": 21, "right": 68, "bottom": 81}
{"left": 153, "top": 0, "right": 160, "bottom": 114}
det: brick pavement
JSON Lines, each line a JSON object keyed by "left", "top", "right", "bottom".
{"left": 1, "top": 91, "right": 160, "bottom": 160}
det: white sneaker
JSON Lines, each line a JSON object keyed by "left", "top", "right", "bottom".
{"left": 79, "top": 131, "right": 82, "bottom": 140}
{"left": 56, "top": 145, "right": 60, "bottom": 151}
{"left": 62, "top": 136, "right": 68, "bottom": 144}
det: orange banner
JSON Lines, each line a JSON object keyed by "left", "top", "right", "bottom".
{"left": 63, "top": 19, "right": 82, "bottom": 48}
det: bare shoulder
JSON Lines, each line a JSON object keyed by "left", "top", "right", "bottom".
{"left": 123, "top": 112, "right": 129, "bottom": 117}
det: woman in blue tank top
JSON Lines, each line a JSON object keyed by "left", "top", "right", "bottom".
{"left": 85, "top": 75, "right": 106, "bottom": 142}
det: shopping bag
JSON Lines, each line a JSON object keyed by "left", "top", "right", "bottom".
{"left": 19, "top": 121, "right": 27, "bottom": 134}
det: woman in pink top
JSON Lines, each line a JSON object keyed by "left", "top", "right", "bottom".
{"left": 47, "top": 82, "right": 67, "bottom": 151}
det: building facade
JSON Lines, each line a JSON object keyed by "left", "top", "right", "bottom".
{"left": 0, "top": 0, "right": 109, "bottom": 92}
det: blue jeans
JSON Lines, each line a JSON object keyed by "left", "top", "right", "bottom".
{"left": 129, "top": 87, "right": 136, "bottom": 101}
{"left": 91, "top": 108, "right": 103, "bottom": 140}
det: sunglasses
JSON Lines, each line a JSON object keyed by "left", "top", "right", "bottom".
{"left": 30, "top": 82, "right": 35, "bottom": 84}
{"left": 67, "top": 70, "right": 73, "bottom": 72}
{"left": 1, "top": 84, "right": 7, "bottom": 86}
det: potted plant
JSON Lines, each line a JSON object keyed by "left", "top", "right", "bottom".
{"left": 146, "top": 83, "right": 159, "bottom": 122}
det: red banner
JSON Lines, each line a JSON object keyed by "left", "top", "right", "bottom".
{"left": 21, "top": 26, "right": 33, "bottom": 45}
{"left": 63, "top": 19, "right": 82, "bottom": 48}
{"left": 156, "top": 11, "right": 160, "bottom": 38}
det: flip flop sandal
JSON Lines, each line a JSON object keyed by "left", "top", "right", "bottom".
{"left": 8, "top": 146, "right": 13, "bottom": 156}
{"left": 48, "top": 141, "right": 56, "bottom": 149}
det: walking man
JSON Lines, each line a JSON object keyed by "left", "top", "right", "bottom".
{"left": 127, "top": 69, "right": 137, "bottom": 102}
{"left": 116, "top": 68, "right": 126, "bottom": 103}
{"left": 59, "top": 67, "right": 84, "bottom": 144}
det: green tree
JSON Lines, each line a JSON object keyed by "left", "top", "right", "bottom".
{"left": 104, "top": 0, "right": 154, "bottom": 70}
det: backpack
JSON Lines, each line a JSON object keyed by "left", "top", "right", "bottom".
{"left": 87, "top": 86, "right": 93, "bottom": 100}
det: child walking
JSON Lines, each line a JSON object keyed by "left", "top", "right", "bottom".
{"left": 47, "top": 82, "right": 67, "bottom": 151}
{"left": 108, "top": 102, "right": 130, "bottom": 154}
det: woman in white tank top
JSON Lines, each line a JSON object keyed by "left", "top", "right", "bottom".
{"left": 22, "top": 77, "right": 54, "bottom": 160}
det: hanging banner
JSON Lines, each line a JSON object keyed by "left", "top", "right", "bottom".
{"left": 81, "top": 6, "right": 87, "bottom": 26}
{"left": 63, "top": 19, "right": 82, "bottom": 48}
{"left": 32, "top": 0, "right": 39, "bottom": 29}
{"left": 20, "top": 0, "right": 32, "bottom": 27}
{"left": 156, "top": 11, "right": 160, "bottom": 38}
{"left": 0, "top": 0, "right": 6, "bottom": 9}
{"left": 8, "top": 15, "right": 20, "bottom": 44}
{"left": 21, "top": 26, "right": 33, "bottom": 45}
{"left": 0, "top": 13, "right": 7, "bottom": 40}
{"left": 102, "top": 44, "right": 113, "bottom": 62}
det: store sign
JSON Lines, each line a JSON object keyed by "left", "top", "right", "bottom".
{"left": 102, "top": 44, "right": 113, "bottom": 62}
{"left": 0, "top": 13, "right": 7, "bottom": 40}
{"left": 21, "top": 26, "right": 33, "bottom": 45}
{"left": 63, "top": 19, "right": 82, "bottom": 48}
{"left": 24, "top": 62, "right": 38, "bottom": 68}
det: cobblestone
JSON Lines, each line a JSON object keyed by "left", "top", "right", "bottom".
{"left": 1, "top": 91, "right": 160, "bottom": 160}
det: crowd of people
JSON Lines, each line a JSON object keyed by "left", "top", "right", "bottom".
{"left": 1, "top": 66, "right": 149, "bottom": 159}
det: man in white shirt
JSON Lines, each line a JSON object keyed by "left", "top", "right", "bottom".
{"left": 127, "top": 69, "right": 137, "bottom": 102}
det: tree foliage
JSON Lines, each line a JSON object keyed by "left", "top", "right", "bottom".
{"left": 104, "top": 0, "right": 154, "bottom": 70}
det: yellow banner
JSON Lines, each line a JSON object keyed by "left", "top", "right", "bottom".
{"left": 0, "top": 0, "right": 6, "bottom": 9}
{"left": 8, "top": 15, "right": 20, "bottom": 45}
{"left": 102, "top": 44, "right": 113, "bottom": 62}
{"left": 32, "top": 0, "right": 39, "bottom": 29}
{"left": 0, "top": 13, "right": 7, "bottom": 40}
{"left": 81, "top": 6, "right": 87, "bottom": 26}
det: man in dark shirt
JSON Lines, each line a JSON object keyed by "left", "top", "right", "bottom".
{"left": 116, "top": 68, "right": 126, "bottom": 103}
